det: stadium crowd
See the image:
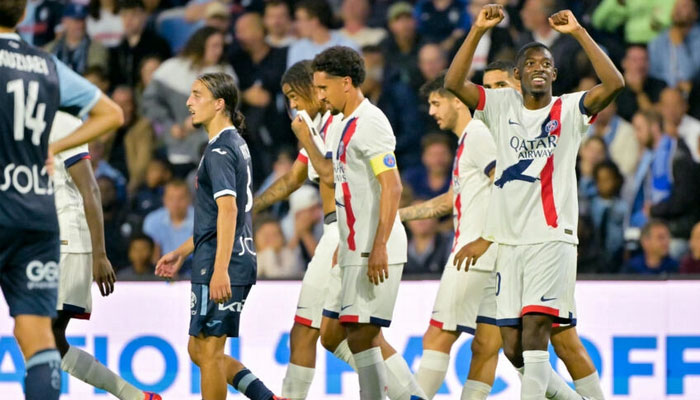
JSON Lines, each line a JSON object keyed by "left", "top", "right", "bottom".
{"left": 19, "top": 0, "right": 700, "bottom": 279}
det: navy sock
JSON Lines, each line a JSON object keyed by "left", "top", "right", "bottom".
{"left": 24, "top": 348, "right": 61, "bottom": 400}
{"left": 232, "top": 368, "right": 274, "bottom": 400}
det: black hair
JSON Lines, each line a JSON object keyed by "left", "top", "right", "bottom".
{"left": 197, "top": 72, "right": 246, "bottom": 131}
{"left": 281, "top": 60, "right": 315, "bottom": 103}
{"left": 181, "top": 26, "right": 225, "bottom": 68}
{"left": 593, "top": 160, "right": 624, "bottom": 196}
{"left": 129, "top": 233, "right": 155, "bottom": 249}
{"left": 419, "top": 71, "right": 451, "bottom": 99}
{"left": 0, "top": 0, "right": 27, "bottom": 28}
{"left": 361, "top": 44, "right": 383, "bottom": 54}
{"left": 641, "top": 220, "right": 669, "bottom": 239}
{"left": 296, "top": 0, "right": 334, "bottom": 28}
{"left": 421, "top": 132, "right": 453, "bottom": 154}
{"left": 485, "top": 60, "right": 515, "bottom": 76}
{"left": 83, "top": 65, "right": 108, "bottom": 81}
{"left": 515, "top": 42, "right": 552, "bottom": 68}
{"left": 119, "top": 0, "right": 145, "bottom": 11}
{"left": 312, "top": 46, "right": 365, "bottom": 87}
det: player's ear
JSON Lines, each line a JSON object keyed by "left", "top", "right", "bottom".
{"left": 552, "top": 67, "right": 557, "bottom": 82}
{"left": 215, "top": 98, "right": 225, "bottom": 113}
{"left": 513, "top": 67, "right": 521, "bottom": 81}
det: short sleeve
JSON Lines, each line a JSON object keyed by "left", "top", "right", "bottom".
{"left": 472, "top": 86, "right": 517, "bottom": 137}
{"left": 354, "top": 114, "right": 396, "bottom": 159}
{"left": 572, "top": 91, "right": 598, "bottom": 138}
{"left": 48, "top": 112, "right": 90, "bottom": 167}
{"left": 205, "top": 145, "right": 238, "bottom": 199}
{"left": 466, "top": 122, "right": 497, "bottom": 177}
{"left": 54, "top": 57, "right": 100, "bottom": 117}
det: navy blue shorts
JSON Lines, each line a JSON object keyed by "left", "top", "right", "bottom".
{"left": 189, "top": 283, "right": 252, "bottom": 338}
{"left": 0, "top": 229, "right": 60, "bottom": 317}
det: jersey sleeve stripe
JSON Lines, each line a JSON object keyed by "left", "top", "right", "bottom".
{"left": 578, "top": 91, "right": 598, "bottom": 123}
{"left": 213, "top": 189, "right": 237, "bottom": 199}
{"left": 77, "top": 90, "right": 101, "bottom": 118}
{"left": 476, "top": 85, "right": 486, "bottom": 111}
{"left": 63, "top": 152, "right": 91, "bottom": 168}
{"left": 296, "top": 152, "right": 309, "bottom": 164}
{"left": 483, "top": 160, "right": 496, "bottom": 177}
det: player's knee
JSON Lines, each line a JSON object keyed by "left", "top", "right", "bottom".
{"left": 188, "top": 340, "right": 201, "bottom": 366}
{"left": 551, "top": 332, "right": 583, "bottom": 363}
{"left": 471, "top": 333, "right": 499, "bottom": 361}
{"left": 320, "top": 331, "right": 342, "bottom": 352}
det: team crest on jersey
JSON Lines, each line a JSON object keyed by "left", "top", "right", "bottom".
{"left": 337, "top": 141, "right": 346, "bottom": 159}
{"left": 383, "top": 154, "right": 396, "bottom": 168}
{"left": 545, "top": 120, "right": 559, "bottom": 133}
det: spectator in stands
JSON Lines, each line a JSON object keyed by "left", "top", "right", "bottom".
{"left": 117, "top": 234, "right": 158, "bottom": 280}
{"left": 99, "top": 176, "right": 131, "bottom": 269}
{"left": 135, "top": 54, "right": 162, "bottom": 103}
{"left": 517, "top": 0, "right": 584, "bottom": 94}
{"left": 109, "top": 0, "right": 171, "bottom": 88}
{"left": 255, "top": 147, "right": 295, "bottom": 216}
{"left": 648, "top": 0, "right": 700, "bottom": 93}
{"left": 414, "top": 0, "right": 470, "bottom": 51}
{"left": 577, "top": 136, "right": 607, "bottom": 216}
{"left": 231, "top": 13, "right": 292, "bottom": 183}
{"left": 623, "top": 220, "right": 679, "bottom": 274}
{"left": 184, "top": 0, "right": 233, "bottom": 23}
{"left": 45, "top": 3, "right": 108, "bottom": 75}
{"left": 590, "top": 161, "right": 628, "bottom": 273}
{"left": 90, "top": 140, "right": 128, "bottom": 203}
{"left": 403, "top": 133, "right": 453, "bottom": 200}
{"left": 254, "top": 214, "right": 304, "bottom": 279}
{"left": 17, "top": 0, "right": 64, "bottom": 46}
{"left": 286, "top": 0, "right": 358, "bottom": 68}
{"left": 142, "top": 180, "right": 194, "bottom": 261}
{"left": 339, "top": 0, "right": 387, "bottom": 47}
{"left": 202, "top": 1, "right": 232, "bottom": 41}
{"left": 361, "top": 45, "right": 423, "bottom": 168}
{"left": 680, "top": 222, "right": 700, "bottom": 273}
{"left": 624, "top": 110, "right": 659, "bottom": 230}
{"left": 264, "top": 0, "right": 295, "bottom": 48}
{"left": 131, "top": 158, "right": 172, "bottom": 217}
{"left": 589, "top": 102, "right": 639, "bottom": 177}
{"left": 380, "top": 2, "right": 425, "bottom": 91}
{"left": 659, "top": 87, "right": 700, "bottom": 163}
{"left": 404, "top": 202, "right": 451, "bottom": 274}
{"left": 591, "top": 0, "right": 673, "bottom": 44}
{"left": 83, "top": 65, "right": 111, "bottom": 94}
{"left": 418, "top": 43, "right": 448, "bottom": 85}
{"left": 615, "top": 45, "right": 667, "bottom": 122}
{"left": 87, "top": 0, "right": 125, "bottom": 48}
{"left": 142, "top": 26, "right": 233, "bottom": 176}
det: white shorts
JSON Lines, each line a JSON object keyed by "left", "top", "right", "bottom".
{"left": 294, "top": 221, "right": 341, "bottom": 329}
{"left": 430, "top": 253, "right": 497, "bottom": 334}
{"left": 495, "top": 242, "right": 577, "bottom": 326}
{"left": 56, "top": 252, "right": 92, "bottom": 319}
{"left": 338, "top": 263, "right": 404, "bottom": 327}
{"left": 322, "top": 259, "right": 343, "bottom": 319}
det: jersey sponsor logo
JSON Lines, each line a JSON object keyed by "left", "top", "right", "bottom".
{"left": 509, "top": 135, "right": 558, "bottom": 160}
{"left": 237, "top": 237, "right": 256, "bottom": 256}
{"left": 0, "top": 163, "right": 54, "bottom": 195}
{"left": 25, "top": 260, "right": 59, "bottom": 289}
{"left": 218, "top": 299, "right": 245, "bottom": 313}
{"left": 383, "top": 154, "right": 396, "bottom": 168}
{"left": 211, "top": 148, "right": 227, "bottom": 155}
{"left": 0, "top": 49, "right": 50, "bottom": 75}
{"left": 239, "top": 143, "right": 251, "bottom": 160}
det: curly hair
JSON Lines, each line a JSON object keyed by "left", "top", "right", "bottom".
{"left": 312, "top": 46, "right": 365, "bottom": 87}
{"left": 281, "top": 60, "right": 316, "bottom": 104}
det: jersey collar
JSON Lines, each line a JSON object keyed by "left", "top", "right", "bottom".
{"left": 208, "top": 125, "right": 236, "bottom": 144}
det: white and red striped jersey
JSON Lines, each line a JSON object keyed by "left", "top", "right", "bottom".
{"left": 450, "top": 119, "right": 498, "bottom": 272}
{"left": 473, "top": 87, "right": 596, "bottom": 245}
{"left": 296, "top": 110, "right": 338, "bottom": 182}
{"left": 329, "top": 99, "right": 407, "bottom": 267}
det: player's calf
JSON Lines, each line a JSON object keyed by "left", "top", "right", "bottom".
{"left": 552, "top": 327, "right": 605, "bottom": 400}
{"left": 499, "top": 326, "right": 523, "bottom": 367}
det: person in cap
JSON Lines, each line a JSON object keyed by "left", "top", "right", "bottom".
{"left": 379, "top": 2, "right": 426, "bottom": 91}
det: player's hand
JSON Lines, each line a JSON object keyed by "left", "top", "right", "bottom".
{"left": 473, "top": 4, "right": 504, "bottom": 31}
{"left": 209, "top": 270, "right": 231, "bottom": 304}
{"left": 549, "top": 10, "right": 583, "bottom": 35}
{"left": 367, "top": 244, "right": 389, "bottom": 285}
{"left": 92, "top": 253, "right": 116, "bottom": 296}
{"left": 46, "top": 145, "right": 56, "bottom": 176}
{"left": 453, "top": 238, "right": 492, "bottom": 271}
{"left": 155, "top": 250, "right": 185, "bottom": 278}
{"left": 291, "top": 115, "right": 312, "bottom": 143}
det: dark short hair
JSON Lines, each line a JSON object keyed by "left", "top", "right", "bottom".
{"left": 129, "top": 233, "right": 154, "bottom": 249}
{"left": 641, "top": 220, "right": 669, "bottom": 239}
{"left": 361, "top": 44, "right": 383, "bottom": 54}
{"left": 84, "top": 65, "right": 108, "bottom": 81}
{"left": 181, "top": 26, "right": 224, "bottom": 68}
{"left": 312, "top": 46, "right": 365, "bottom": 86}
{"left": 419, "top": 72, "right": 452, "bottom": 99}
{"left": 281, "top": 60, "right": 315, "bottom": 103}
{"left": 593, "top": 160, "right": 624, "bottom": 196}
{"left": 421, "top": 132, "right": 453, "bottom": 153}
{"left": 515, "top": 42, "right": 552, "bottom": 68}
{"left": 485, "top": 60, "right": 515, "bottom": 76}
{"left": 296, "top": 0, "right": 334, "bottom": 28}
{"left": 197, "top": 72, "right": 246, "bottom": 131}
{"left": 119, "top": 0, "right": 145, "bottom": 11}
{"left": 165, "top": 179, "right": 190, "bottom": 194}
{"left": 0, "top": 0, "right": 27, "bottom": 28}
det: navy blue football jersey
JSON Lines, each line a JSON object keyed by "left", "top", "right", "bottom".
{"left": 192, "top": 127, "right": 256, "bottom": 285}
{"left": 0, "top": 33, "right": 99, "bottom": 232}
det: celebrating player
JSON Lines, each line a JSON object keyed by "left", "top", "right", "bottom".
{"left": 446, "top": 4, "right": 623, "bottom": 399}
{"left": 0, "top": 1, "right": 123, "bottom": 399}
{"left": 399, "top": 74, "right": 501, "bottom": 400}
{"left": 155, "top": 72, "right": 284, "bottom": 400}
{"left": 49, "top": 112, "right": 160, "bottom": 400}
{"left": 312, "top": 46, "right": 426, "bottom": 400}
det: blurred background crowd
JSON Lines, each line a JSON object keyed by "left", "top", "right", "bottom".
{"left": 20, "top": 0, "right": 700, "bottom": 279}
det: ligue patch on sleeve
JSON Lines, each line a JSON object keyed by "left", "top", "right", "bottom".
{"left": 383, "top": 153, "right": 396, "bottom": 168}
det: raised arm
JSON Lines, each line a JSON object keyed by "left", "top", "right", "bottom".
{"left": 399, "top": 188, "right": 453, "bottom": 222}
{"left": 291, "top": 115, "right": 335, "bottom": 187}
{"left": 549, "top": 10, "right": 624, "bottom": 114}
{"left": 253, "top": 158, "right": 307, "bottom": 214}
{"left": 444, "top": 4, "right": 504, "bottom": 108}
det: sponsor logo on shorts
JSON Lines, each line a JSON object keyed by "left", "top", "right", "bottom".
{"left": 191, "top": 292, "right": 197, "bottom": 309}
{"left": 25, "top": 260, "right": 58, "bottom": 289}
{"left": 540, "top": 295, "right": 557, "bottom": 302}
{"left": 218, "top": 299, "right": 245, "bottom": 313}
{"left": 340, "top": 304, "right": 353, "bottom": 311}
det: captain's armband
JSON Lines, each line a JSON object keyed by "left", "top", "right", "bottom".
{"left": 369, "top": 152, "right": 398, "bottom": 176}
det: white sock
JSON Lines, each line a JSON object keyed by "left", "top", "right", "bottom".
{"left": 354, "top": 347, "right": 387, "bottom": 400}
{"left": 334, "top": 339, "right": 357, "bottom": 370}
{"left": 461, "top": 379, "right": 491, "bottom": 400}
{"left": 384, "top": 353, "right": 427, "bottom": 400}
{"left": 61, "top": 346, "right": 143, "bottom": 400}
{"left": 281, "top": 363, "right": 315, "bottom": 399}
{"left": 517, "top": 365, "right": 581, "bottom": 400}
{"left": 574, "top": 372, "right": 604, "bottom": 400}
{"left": 521, "top": 350, "right": 550, "bottom": 400}
{"left": 415, "top": 350, "right": 449, "bottom": 399}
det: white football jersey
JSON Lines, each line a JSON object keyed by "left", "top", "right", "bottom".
{"left": 297, "top": 110, "right": 339, "bottom": 181}
{"left": 451, "top": 119, "right": 498, "bottom": 272}
{"left": 49, "top": 112, "right": 92, "bottom": 253}
{"left": 473, "top": 87, "right": 595, "bottom": 245}
{"left": 329, "top": 99, "right": 407, "bottom": 267}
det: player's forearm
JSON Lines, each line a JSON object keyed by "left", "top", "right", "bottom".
{"left": 82, "top": 182, "right": 108, "bottom": 256}
{"left": 300, "top": 136, "right": 334, "bottom": 186}
{"left": 50, "top": 95, "right": 124, "bottom": 155}
{"left": 176, "top": 237, "right": 195, "bottom": 258}
{"left": 214, "top": 202, "right": 237, "bottom": 274}
{"left": 253, "top": 166, "right": 305, "bottom": 213}
{"left": 572, "top": 28, "right": 624, "bottom": 107}
{"left": 373, "top": 177, "right": 403, "bottom": 247}
{"left": 444, "top": 27, "right": 485, "bottom": 107}
{"left": 399, "top": 190, "right": 452, "bottom": 221}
